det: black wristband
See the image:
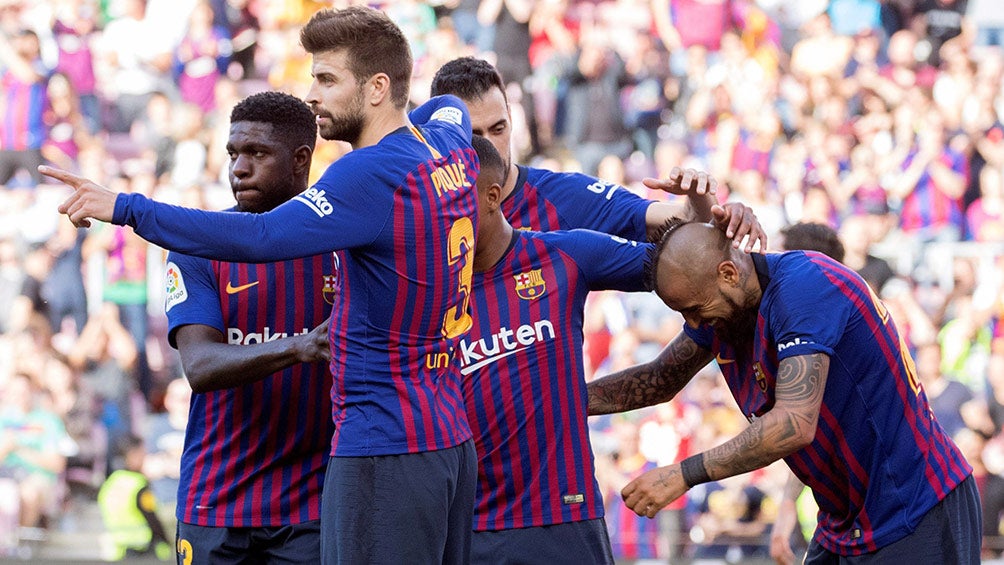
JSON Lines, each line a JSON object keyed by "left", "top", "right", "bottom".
{"left": 680, "top": 453, "right": 711, "bottom": 488}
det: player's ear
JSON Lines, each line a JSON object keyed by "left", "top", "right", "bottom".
{"left": 367, "top": 73, "right": 391, "bottom": 106}
{"left": 486, "top": 182, "right": 502, "bottom": 212}
{"left": 718, "top": 260, "right": 740, "bottom": 286}
{"left": 293, "top": 146, "right": 312, "bottom": 175}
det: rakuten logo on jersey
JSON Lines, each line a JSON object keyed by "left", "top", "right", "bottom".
{"left": 459, "top": 320, "right": 556, "bottom": 375}
{"left": 228, "top": 327, "right": 310, "bottom": 345}
{"left": 294, "top": 186, "right": 333, "bottom": 217}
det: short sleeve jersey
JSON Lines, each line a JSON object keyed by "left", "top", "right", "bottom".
{"left": 685, "top": 251, "right": 971, "bottom": 555}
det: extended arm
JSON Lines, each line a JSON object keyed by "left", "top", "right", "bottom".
{"left": 46, "top": 165, "right": 384, "bottom": 263}
{"left": 620, "top": 352, "right": 830, "bottom": 518}
{"left": 175, "top": 318, "right": 329, "bottom": 394}
{"left": 588, "top": 331, "right": 714, "bottom": 415}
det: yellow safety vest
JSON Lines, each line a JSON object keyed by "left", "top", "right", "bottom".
{"left": 97, "top": 470, "right": 154, "bottom": 560}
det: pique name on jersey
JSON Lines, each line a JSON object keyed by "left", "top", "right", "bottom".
{"left": 458, "top": 320, "right": 555, "bottom": 375}
{"left": 429, "top": 161, "right": 472, "bottom": 198}
{"left": 228, "top": 326, "right": 310, "bottom": 345}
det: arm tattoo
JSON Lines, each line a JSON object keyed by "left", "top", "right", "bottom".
{"left": 697, "top": 353, "right": 830, "bottom": 481}
{"left": 587, "top": 333, "right": 712, "bottom": 415}
{"left": 655, "top": 467, "right": 679, "bottom": 489}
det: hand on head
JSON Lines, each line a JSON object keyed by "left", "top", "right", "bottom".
{"left": 713, "top": 203, "right": 767, "bottom": 253}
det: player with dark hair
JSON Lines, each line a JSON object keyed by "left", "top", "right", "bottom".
{"left": 47, "top": 6, "right": 479, "bottom": 564}
{"left": 777, "top": 222, "right": 845, "bottom": 264}
{"left": 166, "top": 91, "right": 333, "bottom": 564}
{"left": 430, "top": 57, "right": 766, "bottom": 246}
{"left": 463, "top": 135, "right": 654, "bottom": 563}
{"left": 587, "top": 219, "right": 981, "bottom": 563}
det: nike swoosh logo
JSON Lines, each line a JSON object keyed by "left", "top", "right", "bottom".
{"left": 225, "top": 281, "right": 259, "bottom": 294}
{"left": 715, "top": 354, "right": 735, "bottom": 365}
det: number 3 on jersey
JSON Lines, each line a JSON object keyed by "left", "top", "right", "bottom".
{"left": 441, "top": 217, "right": 474, "bottom": 339}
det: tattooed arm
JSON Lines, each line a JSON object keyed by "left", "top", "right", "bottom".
{"left": 587, "top": 331, "right": 714, "bottom": 415}
{"left": 703, "top": 352, "right": 830, "bottom": 476}
{"left": 620, "top": 352, "right": 830, "bottom": 518}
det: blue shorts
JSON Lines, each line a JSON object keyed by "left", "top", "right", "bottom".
{"left": 176, "top": 519, "right": 320, "bottom": 564}
{"left": 320, "top": 440, "right": 477, "bottom": 565}
{"left": 805, "top": 474, "right": 982, "bottom": 564}
{"left": 471, "top": 518, "right": 614, "bottom": 565}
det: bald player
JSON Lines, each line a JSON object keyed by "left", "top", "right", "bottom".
{"left": 587, "top": 219, "right": 981, "bottom": 563}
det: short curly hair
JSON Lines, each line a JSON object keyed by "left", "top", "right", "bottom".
{"left": 230, "top": 91, "right": 317, "bottom": 153}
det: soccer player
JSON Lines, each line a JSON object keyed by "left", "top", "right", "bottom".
{"left": 462, "top": 135, "right": 653, "bottom": 563}
{"left": 430, "top": 57, "right": 767, "bottom": 247}
{"left": 166, "top": 91, "right": 333, "bottom": 563}
{"left": 587, "top": 219, "right": 982, "bottom": 563}
{"left": 46, "top": 7, "right": 478, "bottom": 564}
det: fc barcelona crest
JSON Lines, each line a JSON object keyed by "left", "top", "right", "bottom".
{"left": 753, "top": 362, "right": 767, "bottom": 393}
{"left": 514, "top": 269, "right": 546, "bottom": 300}
{"left": 323, "top": 274, "right": 339, "bottom": 305}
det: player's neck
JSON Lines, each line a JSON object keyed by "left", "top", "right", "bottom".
{"left": 355, "top": 108, "right": 410, "bottom": 149}
{"left": 473, "top": 218, "right": 514, "bottom": 273}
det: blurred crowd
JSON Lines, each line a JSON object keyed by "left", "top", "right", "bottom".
{"left": 0, "top": 0, "right": 1002, "bottom": 562}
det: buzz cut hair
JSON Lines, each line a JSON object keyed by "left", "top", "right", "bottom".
{"left": 230, "top": 91, "right": 317, "bottom": 152}
{"left": 644, "top": 218, "right": 729, "bottom": 291}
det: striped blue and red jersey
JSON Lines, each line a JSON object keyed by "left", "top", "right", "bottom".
{"left": 605, "top": 456, "right": 661, "bottom": 560}
{"left": 686, "top": 251, "right": 972, "bottom": 555}
{"left": 460, "top": 229, "right": 651, "bottom": 531}
{"left": 899, "top": 148, "right": 967, "bottom": 233}
{"left": 501, "top": 166, "right": 651, "bottom": 236}
{"left": 164, "top": 246, "right": 335, "bottom": 527}
{"left": 113, "top": 95, "right": 479, "bottom": 457}
{"left": 1, "top": 62, "right": 49, "bottom": 151}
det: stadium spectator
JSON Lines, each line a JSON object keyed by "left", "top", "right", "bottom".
{"left": 96, "top": 434, "right": 171, "bottom": 560}
{"left": 0, "top": 29, "right": 49, "bottom": 187}
{"left": 172, "top": 1, "right": 231, "bottom": 113}
{"left": 0, "top": 373, "right": 69, "bottom": 529}
{"left": 96, "top": 0, "right": 172, "bottom": 133}
{"left": 51, "top": 0, "right": 100, "bottom": 134}
{"left": 561, "top": 35, "right": 633, "bottom": 176}
{"left": 917, "top": 341, "right": 974, "bottom": 438}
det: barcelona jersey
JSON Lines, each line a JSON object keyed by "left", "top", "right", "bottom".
{"left": 685, "top": 251, "right": 972, "bottom": 555}
{"left": 461, "top": 229, "right": 651, "bottom": 531}
{"left": 114, "top": 95, "right": 479, "bottom": 457}
{"left": 165, "top": 249, "right": 335, "bottom": 526}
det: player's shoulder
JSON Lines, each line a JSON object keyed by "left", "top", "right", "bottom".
{"left": 770, "top": 250, "right": 845, "bottom": 278}
{"left": 531, "top": 228, "right": 640, "bottom": 255}
{"left": 524, "top": 166, "right": 646, "bottom": 202}
{"left": 524, "top": 166, "right": 593, "bottom": 190}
